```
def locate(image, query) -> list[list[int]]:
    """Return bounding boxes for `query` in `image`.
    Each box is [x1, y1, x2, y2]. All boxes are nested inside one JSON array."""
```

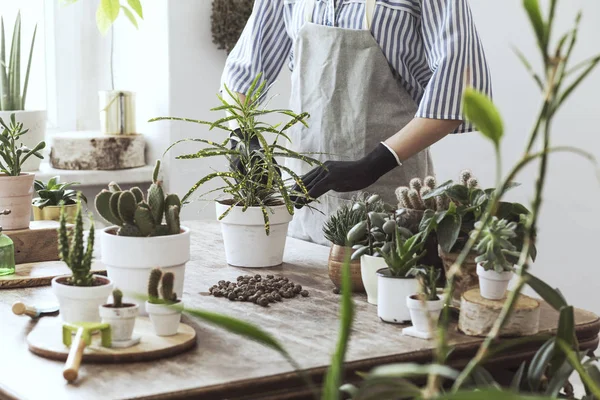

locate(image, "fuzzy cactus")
[[467, 177, 479, 189], [148, 268, 179, 304], [420, 186, 435, 210], [395, 186, 411, 209], [160, 272, 178, 302], [459, 169, 472, 186], [408, 189, 424, 210], [113, 289, 123, 308], [148, 268, 162, 300], [409, 178, 423, 193], [94, 160, 182, 237], [58, 198, 95, 287], [424, 176, 436, 190]]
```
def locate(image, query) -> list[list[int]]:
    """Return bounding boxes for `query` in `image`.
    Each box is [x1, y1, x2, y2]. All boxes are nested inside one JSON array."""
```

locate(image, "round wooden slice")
[[27, 317, 196, 363], [458, 288, 541, 337]]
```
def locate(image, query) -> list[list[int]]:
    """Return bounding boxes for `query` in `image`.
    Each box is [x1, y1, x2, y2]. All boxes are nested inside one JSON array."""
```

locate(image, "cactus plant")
[[95, 160, 182, 237], [58, 197, 95, 287], [112, 289, 123, 308], [396, 175, 449, 212], [147, 268, 179, 305]]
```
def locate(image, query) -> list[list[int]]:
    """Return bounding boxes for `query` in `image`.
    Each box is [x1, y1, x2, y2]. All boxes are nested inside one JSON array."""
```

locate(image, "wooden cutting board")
[[27, 317, 197, 363], [0, 260, 106, 289]]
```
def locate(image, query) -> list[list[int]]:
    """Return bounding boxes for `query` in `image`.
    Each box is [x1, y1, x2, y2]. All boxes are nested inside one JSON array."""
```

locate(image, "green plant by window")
[[0, 12, 37, 111], [0, 113, 45, 176], [62, 0, 143, 34], [32, 177, 87, 208], [408, 266, 440, 301], [58, 198, 95, 287], [472, 216, 518, 273], [150, 74, 323, 235]]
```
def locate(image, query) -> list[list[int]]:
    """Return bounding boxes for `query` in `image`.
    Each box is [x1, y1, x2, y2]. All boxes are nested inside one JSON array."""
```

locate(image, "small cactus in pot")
[[100, 288, 139, 342], [145, 268, 183, 336]]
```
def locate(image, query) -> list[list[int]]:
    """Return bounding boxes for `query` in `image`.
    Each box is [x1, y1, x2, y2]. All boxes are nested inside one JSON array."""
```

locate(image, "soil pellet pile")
[[209, 274, 309, 307]]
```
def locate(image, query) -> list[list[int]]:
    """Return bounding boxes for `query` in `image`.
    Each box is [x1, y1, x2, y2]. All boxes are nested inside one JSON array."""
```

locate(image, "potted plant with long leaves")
[[51, 199, 113, 323], [150, 74, 321, 268], [0, 12, 46, 172], [31, 177, 86, 223], [0, 114, 45, 230], [95, 160, 189, 315], [405, 265, 443, 335]]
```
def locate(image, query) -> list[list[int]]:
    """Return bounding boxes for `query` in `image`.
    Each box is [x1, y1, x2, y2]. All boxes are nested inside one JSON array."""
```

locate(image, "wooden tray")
[[0, 260, 106, 289], [27, 317, 197, 363]]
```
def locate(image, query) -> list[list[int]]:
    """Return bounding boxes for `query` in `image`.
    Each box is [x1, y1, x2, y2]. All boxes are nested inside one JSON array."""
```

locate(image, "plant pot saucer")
[[111, 336, 141, 348]]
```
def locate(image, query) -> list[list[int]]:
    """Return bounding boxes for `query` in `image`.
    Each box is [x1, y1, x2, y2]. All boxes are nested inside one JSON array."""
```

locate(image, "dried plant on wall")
[[211, 0, 254, 54]]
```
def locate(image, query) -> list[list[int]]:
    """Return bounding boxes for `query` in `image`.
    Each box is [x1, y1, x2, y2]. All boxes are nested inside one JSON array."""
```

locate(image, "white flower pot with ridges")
[[406, 295, 443, 333], [377, 269, 419, 323], [476, 264, 513, 300], [0, 110, 46, 171], [146, 301, 183, 336], [360, 255, 387, 305], [216, 202, 293, 268], [99, 303, 139, 341], [100, 227, 190, 315], [0, 173, 35, 230], [51, 275, 113, 323]]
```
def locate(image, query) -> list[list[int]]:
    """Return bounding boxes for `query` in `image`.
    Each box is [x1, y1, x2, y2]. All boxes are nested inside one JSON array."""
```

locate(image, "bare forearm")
[[384, 118, 461, 162]]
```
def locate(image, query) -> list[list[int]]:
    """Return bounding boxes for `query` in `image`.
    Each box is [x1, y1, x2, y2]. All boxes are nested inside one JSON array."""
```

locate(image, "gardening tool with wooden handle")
[[12, 301, 59, 318], [62, 322, 112, 382]]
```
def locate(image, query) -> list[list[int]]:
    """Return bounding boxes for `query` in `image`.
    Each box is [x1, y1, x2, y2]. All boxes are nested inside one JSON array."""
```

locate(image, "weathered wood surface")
[[28, 317, 197, 363], [4, 221, 62, 265], [0, 221, 598, 400], [0, 260, 105, 289], [50, 131, 145, 170], [459, 288, 541, 337]]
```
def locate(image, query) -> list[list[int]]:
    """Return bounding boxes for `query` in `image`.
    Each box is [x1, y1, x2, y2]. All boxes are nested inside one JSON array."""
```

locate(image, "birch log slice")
[[50, 131, 145, 170], [458, 288, 541, 337]]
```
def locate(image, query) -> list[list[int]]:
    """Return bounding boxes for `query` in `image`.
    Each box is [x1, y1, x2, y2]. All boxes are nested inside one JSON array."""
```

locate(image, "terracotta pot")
[[32, 204, 78, 223], [327, 245, 365, 292], [438, 246, 478, 307], [0, 173, 35, 230]]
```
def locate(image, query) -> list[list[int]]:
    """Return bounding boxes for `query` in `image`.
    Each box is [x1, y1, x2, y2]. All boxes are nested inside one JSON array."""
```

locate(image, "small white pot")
[[360, 255, 387, 305], [476, 264, 513, 300], [0, 110, 46, 171], [377, 269, 419, 323], [100, 226, 190, 316], [145, 300, 183, 336], [0, 173, 35, 230], [51, 274, 113, 323], [99, 303, 139, 341], [216, 202, 293, 268], [406, 295, 444, 333]]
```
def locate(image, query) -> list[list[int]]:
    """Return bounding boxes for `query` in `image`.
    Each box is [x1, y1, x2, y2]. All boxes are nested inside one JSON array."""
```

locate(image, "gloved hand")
[[229, 129, 281, 184], [291, 143, 399, 208]]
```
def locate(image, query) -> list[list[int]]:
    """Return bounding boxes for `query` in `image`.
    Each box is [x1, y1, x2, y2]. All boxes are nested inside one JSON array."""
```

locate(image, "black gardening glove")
[[291, 143, 399, 208], [229, 129, 281, 185]]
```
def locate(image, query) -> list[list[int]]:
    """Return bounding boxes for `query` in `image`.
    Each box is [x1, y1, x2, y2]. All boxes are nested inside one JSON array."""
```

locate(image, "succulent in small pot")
[[145, 268, 183, 336], [472, 217, 518, 300], [377, 228, 426, 323], [32, 177, 86, 223], [406, 266, 443, 334], [51, 199, 113, 323], [99, 289, 139, 342], [0, 114, 45, 230]]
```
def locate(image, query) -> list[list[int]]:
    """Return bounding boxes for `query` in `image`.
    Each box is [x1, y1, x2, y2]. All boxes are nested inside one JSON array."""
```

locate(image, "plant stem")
[[110, 26, 114, 91]]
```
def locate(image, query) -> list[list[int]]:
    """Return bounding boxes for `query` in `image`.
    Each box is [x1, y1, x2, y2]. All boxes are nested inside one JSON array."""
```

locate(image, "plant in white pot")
[[32, 177, 86, 223], [99, 288, 138, 342], [145, 268, 183, 337], [472, 216, 518, 300], [406, 266, 443, 335], [377, 228, 426, 323], [0, 13, 46, 172], [149, 74, 321, 268], [0, 114, 45, 230], [52, 200, 113, 323], [95, 160, 189, 315]]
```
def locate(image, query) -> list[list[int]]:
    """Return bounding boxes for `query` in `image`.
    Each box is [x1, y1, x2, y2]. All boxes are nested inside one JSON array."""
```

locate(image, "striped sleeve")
[[221, 0, 292, 96], [417, 0, 492, 133]]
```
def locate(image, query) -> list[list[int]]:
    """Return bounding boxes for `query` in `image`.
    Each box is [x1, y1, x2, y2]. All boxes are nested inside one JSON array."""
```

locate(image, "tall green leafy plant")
[[0, 12, 37, 111], [150, 74, 323, 234], [62, 0, 144, 34], [0, 113, 45, 176]]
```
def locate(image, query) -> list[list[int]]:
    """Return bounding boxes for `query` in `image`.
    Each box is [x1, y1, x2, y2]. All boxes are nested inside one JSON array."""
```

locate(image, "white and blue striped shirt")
[[222, 0, 492, 133]]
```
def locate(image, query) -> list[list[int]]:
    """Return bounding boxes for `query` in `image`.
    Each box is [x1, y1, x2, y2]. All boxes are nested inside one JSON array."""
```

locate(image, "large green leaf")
[[523, 0, 547, 54], [527, 338, 555, 391], [437, 212, 461, 253], [121, 6, 138, 29], [524, 272, 567, 310], [368, 363, 459, 381], [422, 180, 453, 200], [555, 339, 600, 398], [549, 306, 576, 376], [127, 0, 143, 18], [463, 88, 504, 148]]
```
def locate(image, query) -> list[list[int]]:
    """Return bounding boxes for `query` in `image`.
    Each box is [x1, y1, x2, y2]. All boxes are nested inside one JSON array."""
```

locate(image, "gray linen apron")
[[287, 0, 434, 246]]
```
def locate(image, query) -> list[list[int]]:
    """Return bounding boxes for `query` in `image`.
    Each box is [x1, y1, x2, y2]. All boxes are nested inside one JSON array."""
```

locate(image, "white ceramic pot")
[[145, 300, 183, 336], [360, 255, 387, 305], [216, 202, 293, 268], [51, 274, 113, 323], [0, 173, 35, 230], [99, 90, 136, 135], [99, 303, 139, 341], [406, 295, 444, 333], [377, 268, 419, 323], [0, 110, 46, 171], [476, 264, 513, 300], [100, 226, 190, 315]]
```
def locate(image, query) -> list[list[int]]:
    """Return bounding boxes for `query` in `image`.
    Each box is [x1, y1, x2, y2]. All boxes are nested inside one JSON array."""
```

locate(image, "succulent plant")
[[472, 216, 518, 273], [95, 160, 182, 237], [379, 228, 427, 277], [33, 177, 86, 208], [396, 176, 449, 212], [0, 114, 45, 176], [58, 198, 95, 287], [148, 268, 179, 305], [112, 289, 123, 308]]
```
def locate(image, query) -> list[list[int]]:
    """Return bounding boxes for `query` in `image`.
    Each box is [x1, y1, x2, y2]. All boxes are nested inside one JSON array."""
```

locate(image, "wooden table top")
[[0, 221, 598, 400]]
